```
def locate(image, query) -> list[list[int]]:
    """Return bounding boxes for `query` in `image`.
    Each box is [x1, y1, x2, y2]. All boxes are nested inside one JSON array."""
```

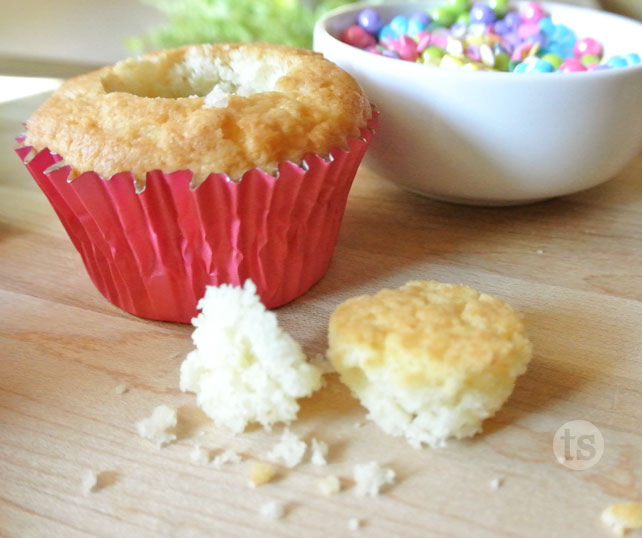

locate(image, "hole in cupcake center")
[[101, 46, 290, 107]]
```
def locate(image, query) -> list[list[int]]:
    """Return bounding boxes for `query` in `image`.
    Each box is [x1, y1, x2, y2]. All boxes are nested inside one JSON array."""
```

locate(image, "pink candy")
[[415, 31, 432, 53], [517, 22, 541, 39], [340, 25, 376, 48], [466, 44, 481, 62], [559, 57, 587, 72], [389, 35, 419, 61], [511, 42, 536, 61], [431, 29, 449, 49], [522, 2, 546, 23], [574, 37, 603, 58]]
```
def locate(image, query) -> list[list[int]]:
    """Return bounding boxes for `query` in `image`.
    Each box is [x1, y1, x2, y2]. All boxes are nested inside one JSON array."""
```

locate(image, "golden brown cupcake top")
[[329, 280, 532, 385], [25, 43, 372, 185]]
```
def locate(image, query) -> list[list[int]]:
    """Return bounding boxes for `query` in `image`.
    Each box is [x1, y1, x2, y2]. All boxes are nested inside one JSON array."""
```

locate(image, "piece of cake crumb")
[[260, 500, 285, 520], [318, 475, 341, 496], [81, 469, 98, 495], [190, 445, 211, 464], [114, 383, 128, 395], [310, 438, 328, 466], [249, 461, 277, 487], [353, 462, 395, 497], [602, 502, 642, 536], [267, 429, 306, 468], [135, 405, 177, 448], [212, 449, 242, 469], [179, 281, 323, 434], [348, 518, 361, 531], [490, 477, 503, 490]]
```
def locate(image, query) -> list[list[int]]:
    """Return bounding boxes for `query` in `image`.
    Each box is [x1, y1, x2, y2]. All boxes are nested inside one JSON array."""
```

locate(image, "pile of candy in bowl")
[[340, 0, 642, 72]]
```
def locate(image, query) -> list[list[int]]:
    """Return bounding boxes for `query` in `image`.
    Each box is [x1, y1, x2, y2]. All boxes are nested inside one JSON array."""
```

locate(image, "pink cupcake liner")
[[16, 112, 377, 323]]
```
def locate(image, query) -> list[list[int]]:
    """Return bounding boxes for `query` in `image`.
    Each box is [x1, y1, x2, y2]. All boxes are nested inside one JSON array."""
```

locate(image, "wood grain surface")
[[1, 91, 641, 538]]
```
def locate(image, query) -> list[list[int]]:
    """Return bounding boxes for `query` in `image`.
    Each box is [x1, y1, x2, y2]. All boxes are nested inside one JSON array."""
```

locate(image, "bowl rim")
[[313, 0, 642, 80]]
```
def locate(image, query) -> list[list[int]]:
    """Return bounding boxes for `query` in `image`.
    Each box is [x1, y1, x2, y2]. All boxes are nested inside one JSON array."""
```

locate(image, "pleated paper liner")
[[16, 113, 377, 323]]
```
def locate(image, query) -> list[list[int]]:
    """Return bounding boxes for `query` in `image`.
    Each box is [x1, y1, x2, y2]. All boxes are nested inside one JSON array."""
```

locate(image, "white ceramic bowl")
[[314, 1, 642, 205]]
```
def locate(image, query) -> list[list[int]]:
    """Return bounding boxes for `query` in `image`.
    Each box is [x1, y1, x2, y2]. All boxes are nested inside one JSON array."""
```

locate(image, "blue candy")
[[378, 24, 398, 42], [551, 24, 576, 47], [529, 59, 555, 72], [390, 15, 409, 36], [538, 17, 555, 36], [625, 52, 641, 65], [606, 56, 628, 68], [408, 17, 427, 36], [544, 42, 574, 59]]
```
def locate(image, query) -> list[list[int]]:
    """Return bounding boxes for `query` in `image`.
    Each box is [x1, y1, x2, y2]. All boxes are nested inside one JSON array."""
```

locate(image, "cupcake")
[[17, 43, 376, 322]]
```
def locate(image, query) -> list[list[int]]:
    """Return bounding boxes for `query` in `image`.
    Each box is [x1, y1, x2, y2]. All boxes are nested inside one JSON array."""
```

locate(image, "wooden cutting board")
[[1, 92, 641, 538]]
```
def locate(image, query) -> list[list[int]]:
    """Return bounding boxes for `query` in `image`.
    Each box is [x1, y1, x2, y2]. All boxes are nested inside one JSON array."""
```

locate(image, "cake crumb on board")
[[602, 502, 642, 536], [318, 475, 341, 496], [135, 405, 177, 448], [249, 461, 277, 487], [353, 462, 395, 497], [260, 501, 285, 520], [267, 429, 306, 468], [212, 449, 242, 469], [310, 438, 328, 466], [190, 445, 211, 464]]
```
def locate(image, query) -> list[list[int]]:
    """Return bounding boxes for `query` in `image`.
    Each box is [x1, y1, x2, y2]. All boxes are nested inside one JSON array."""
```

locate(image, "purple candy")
[[358, 8, 383, 35], [410, 11, 431, 26], [450, 22, 468, 38], [381, 49, 399, 58], [503, 31, 521, 47], [493, 19, 509, 35], [525, 32, 546, 47], [465, 44, 482, 61], [470, 2, 496, 24], [504, 11, 522, 31]]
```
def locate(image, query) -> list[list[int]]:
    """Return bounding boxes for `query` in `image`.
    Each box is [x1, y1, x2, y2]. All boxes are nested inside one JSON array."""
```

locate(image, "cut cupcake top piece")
[[328, 280, 533, 448], [24, 43, 372, 184]]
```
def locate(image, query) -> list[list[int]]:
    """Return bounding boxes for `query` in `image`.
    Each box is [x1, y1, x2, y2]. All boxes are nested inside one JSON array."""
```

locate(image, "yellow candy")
[[528, 42, 541, 57], [440, 54, 465, 69], [465, 36, 484, 47]]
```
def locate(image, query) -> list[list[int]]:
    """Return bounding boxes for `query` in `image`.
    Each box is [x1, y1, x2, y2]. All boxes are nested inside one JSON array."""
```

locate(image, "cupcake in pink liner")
[[17, 43, 376, 323]]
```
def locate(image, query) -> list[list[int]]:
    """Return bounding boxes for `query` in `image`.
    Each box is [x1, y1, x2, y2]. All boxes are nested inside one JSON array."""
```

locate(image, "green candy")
[[446, 0, 470, 16], [487, 0, 509, 17], [421, 45, 445, 65], [508, 59, 521, 72], [430, 6, 457, 27], [494, 52, 510, 71], [541, 53, 562, 69], [456, 12, 471, 25], [581, 54, 600, 66]]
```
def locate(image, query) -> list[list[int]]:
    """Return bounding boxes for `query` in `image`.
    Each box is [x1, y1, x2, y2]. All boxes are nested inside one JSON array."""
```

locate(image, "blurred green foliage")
[[129, 0, 361, 51]]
